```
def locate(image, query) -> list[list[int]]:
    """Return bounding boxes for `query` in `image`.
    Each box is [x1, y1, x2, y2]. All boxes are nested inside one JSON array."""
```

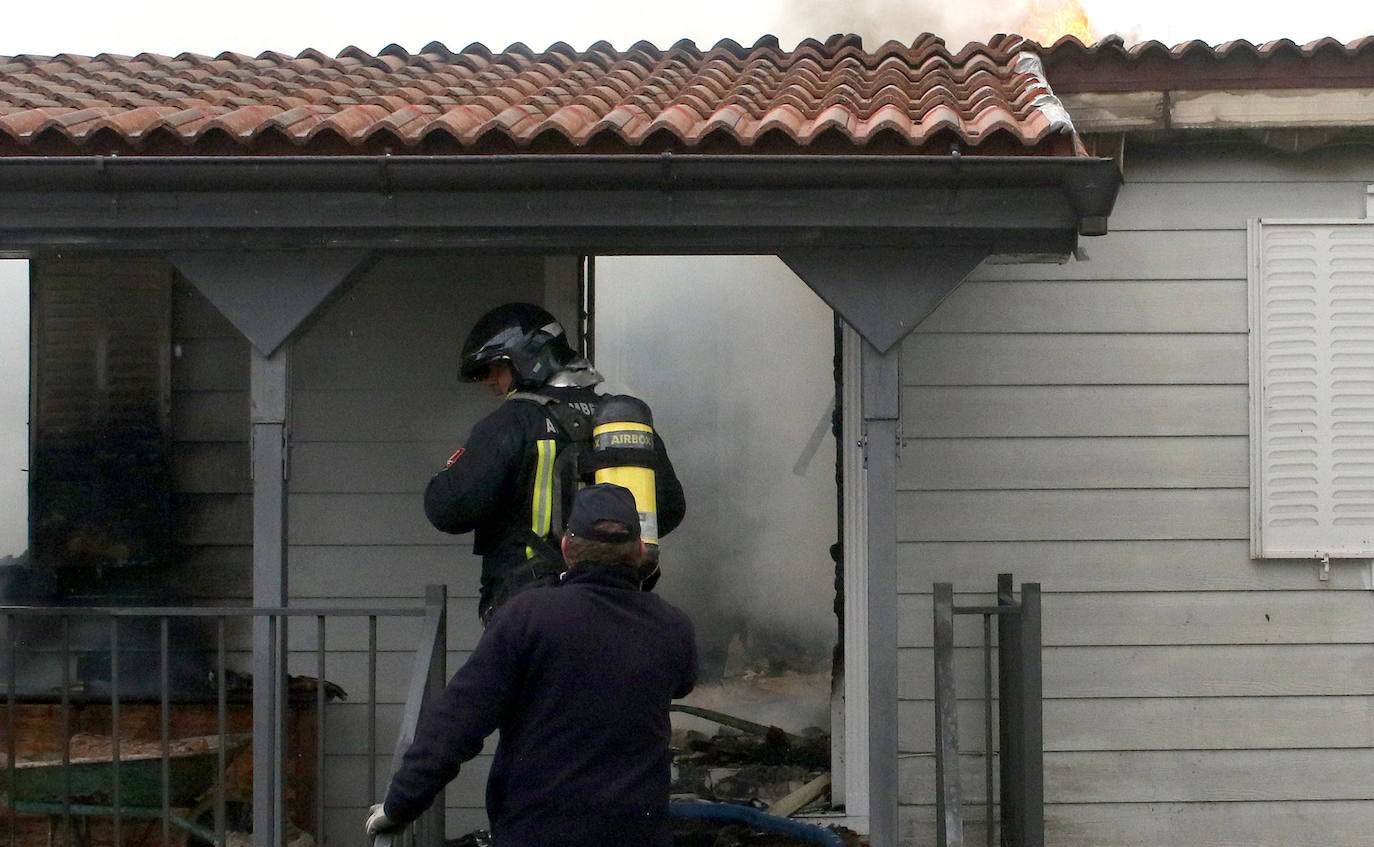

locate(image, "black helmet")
[[460, 303, 579, 389]]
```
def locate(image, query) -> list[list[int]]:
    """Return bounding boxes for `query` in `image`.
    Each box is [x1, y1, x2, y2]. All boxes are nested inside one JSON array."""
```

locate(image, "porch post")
[[168, 249, 371, 847], [782, 246, 990, 845], [862, 338, 901, 846], [251, 346, 289, 847]]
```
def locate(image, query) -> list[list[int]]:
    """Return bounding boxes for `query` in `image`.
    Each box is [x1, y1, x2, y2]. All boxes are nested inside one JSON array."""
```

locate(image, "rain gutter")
[[0, 153, 1121, 234]]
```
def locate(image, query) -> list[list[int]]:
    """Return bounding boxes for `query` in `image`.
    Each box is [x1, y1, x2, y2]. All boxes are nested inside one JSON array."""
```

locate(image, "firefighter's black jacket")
[[382, 564, 698, 847], [424, 385, 686, 614]]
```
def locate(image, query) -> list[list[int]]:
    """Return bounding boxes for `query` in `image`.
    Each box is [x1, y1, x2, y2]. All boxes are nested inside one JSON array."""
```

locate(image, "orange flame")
[[1020, 0, 1096, 45]]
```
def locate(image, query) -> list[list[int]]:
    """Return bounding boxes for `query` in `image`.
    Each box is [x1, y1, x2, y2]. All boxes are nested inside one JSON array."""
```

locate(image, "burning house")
[[3, 23, 1369, 847]]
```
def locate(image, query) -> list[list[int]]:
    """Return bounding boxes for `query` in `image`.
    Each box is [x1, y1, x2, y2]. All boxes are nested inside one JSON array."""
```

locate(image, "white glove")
[[365, 803, 399, 836]]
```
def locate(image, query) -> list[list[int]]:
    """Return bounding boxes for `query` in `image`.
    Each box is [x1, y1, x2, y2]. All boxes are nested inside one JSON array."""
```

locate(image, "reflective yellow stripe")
[[528, 439, 556, 557], [592, 421, 653, 437]]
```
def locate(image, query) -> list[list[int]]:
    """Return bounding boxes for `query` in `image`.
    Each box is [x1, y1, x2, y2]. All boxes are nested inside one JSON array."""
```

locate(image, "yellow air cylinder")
[[589, 395, 659, 560]]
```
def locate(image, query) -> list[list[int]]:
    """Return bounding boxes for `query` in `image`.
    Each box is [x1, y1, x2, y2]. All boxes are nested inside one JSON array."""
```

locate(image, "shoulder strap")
[[510, 391, 599, 541]]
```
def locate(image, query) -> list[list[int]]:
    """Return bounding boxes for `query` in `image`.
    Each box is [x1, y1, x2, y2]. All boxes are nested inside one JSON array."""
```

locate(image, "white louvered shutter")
[[1253, 221, 1374, 558]]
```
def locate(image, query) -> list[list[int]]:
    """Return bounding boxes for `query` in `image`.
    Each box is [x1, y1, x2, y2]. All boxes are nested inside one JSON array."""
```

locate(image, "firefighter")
[[424, 302, 686, 621]]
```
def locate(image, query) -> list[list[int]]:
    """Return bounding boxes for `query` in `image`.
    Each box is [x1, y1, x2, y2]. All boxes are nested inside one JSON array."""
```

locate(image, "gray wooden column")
[[250, 346, 289, 847], [862, 336, 901, 846], [782, 245, 990, 846], [169, 249, 372, 847]]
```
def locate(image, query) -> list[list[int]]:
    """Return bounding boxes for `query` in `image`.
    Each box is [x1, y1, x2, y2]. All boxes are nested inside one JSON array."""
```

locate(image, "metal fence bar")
[[983, 612, 994, 847], [0, 599, 437, 847], [1017, 584, 1044, 847], [110, 617, 122, 847], [216, 616, 227, 847], [936, 575, 1044, 847], [5, 613, 14, 847], [60, 615, 71, 842], [0, 605, 426, 618], [160, 616, 171, 847], [275, 614, 288, 847], [376, 584, 449, 847], [316, 615, 326, 843], [997, 574, 1021, 847], [933, 582, 963, 847], [369, 614, 379, 815]]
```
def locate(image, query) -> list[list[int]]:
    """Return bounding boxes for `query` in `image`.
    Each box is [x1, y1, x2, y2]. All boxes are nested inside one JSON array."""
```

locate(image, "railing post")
[[422, 584, 448, 846], [1018, 583, 1043, 847], [997, 575, 1044, 847], [997, 573, 1021, 847], [933, 582, 963, 847]]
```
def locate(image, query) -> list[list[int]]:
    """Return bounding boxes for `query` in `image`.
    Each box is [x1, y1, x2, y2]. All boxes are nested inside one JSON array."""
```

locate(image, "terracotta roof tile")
[[0, 34, 1084, 156], [1040, 34, 1374, 92]]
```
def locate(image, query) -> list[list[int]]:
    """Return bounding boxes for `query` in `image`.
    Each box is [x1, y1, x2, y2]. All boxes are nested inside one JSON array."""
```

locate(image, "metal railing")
[[2, 586, 447, 847], [933, 574, 1043, 847], [373, 584, 448, 847]]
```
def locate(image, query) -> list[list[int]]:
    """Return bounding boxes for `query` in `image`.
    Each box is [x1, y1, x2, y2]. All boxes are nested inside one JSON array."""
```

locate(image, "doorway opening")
[[594, 255, 843, 813]]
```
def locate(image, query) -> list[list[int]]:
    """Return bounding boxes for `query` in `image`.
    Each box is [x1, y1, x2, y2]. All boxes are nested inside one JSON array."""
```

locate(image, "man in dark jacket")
[[367, 483, 698, 846], [424, 302, 686, 621]]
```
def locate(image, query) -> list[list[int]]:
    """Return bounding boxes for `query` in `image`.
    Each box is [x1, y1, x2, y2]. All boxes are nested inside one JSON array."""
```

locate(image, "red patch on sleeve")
[[445, 448, 465, 468]]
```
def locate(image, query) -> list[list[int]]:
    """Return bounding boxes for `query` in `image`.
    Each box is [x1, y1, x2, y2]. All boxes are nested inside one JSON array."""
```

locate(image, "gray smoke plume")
[[773, 0, 1037, 50]]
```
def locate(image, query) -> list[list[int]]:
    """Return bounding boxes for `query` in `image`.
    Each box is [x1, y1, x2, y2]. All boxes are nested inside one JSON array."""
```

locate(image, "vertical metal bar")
[[160, 616, 171, 847], [1019, 584, 1044, 847], [997, 573, 1021, 847], [369, 615, 378, 805], [933, 583, 963, 847], [316, 615, 326, 843], [216, 616, 227, 847], [251, 611, 275, 847], [60, 615, 70, 840], [426, 585, 448, 847], [984, 612, 994, 847], [6, 613, 16, 847], [275, 615, 287, 847], [110, 617, 121, 847]]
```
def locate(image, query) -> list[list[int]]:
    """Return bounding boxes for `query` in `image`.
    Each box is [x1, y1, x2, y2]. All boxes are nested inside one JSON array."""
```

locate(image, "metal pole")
[[983, 613, 994, 847], [997, 574, 1021, 847], [110, 617, 122, 847], [6, 614, 16, 847], [933, 583, 963, 847], [316, 615, 326, 843], [1018, 584, 1044, 847], [161, 616, 171, 847], [426, 585, 448, 846], [217, 616, 227, 847], [60, 616, 70, 841], [369, 615, 379, 805]]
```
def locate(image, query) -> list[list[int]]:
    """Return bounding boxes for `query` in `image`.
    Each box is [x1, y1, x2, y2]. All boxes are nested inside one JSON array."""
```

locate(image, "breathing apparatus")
[[585, 395, 660, 569]]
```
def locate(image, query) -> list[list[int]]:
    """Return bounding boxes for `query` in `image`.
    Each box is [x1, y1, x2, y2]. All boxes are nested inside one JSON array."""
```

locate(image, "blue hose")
[[669, 799, 847, 846]]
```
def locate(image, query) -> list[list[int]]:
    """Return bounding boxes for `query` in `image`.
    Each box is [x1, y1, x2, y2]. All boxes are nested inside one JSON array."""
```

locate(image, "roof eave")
[[0, 152, 1122, 254]]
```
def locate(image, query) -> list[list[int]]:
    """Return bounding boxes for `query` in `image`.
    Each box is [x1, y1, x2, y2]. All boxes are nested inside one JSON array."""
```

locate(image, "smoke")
[[771, 0, 1097, 51], [595, 256, 838, 688]]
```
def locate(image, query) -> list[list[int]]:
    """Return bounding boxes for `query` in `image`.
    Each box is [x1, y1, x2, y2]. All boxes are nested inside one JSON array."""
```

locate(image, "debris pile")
[[669, 705, 860, 846]]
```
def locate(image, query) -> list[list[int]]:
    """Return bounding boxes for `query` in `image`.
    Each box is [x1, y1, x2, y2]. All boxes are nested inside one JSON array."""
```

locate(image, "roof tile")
[[0, 34, 1083, 155], [1040, 34, 1374, 92]]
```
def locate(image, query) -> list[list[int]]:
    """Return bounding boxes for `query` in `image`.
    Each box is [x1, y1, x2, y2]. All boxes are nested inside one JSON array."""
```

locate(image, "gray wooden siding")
[[285, 254, 552, 838], [895, 145, 1374, 844], [169, 272, 252, 599]]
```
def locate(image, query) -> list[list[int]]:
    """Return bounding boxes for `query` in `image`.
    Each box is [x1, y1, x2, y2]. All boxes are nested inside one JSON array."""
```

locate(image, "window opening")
[[0, 259, 28, 563]]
